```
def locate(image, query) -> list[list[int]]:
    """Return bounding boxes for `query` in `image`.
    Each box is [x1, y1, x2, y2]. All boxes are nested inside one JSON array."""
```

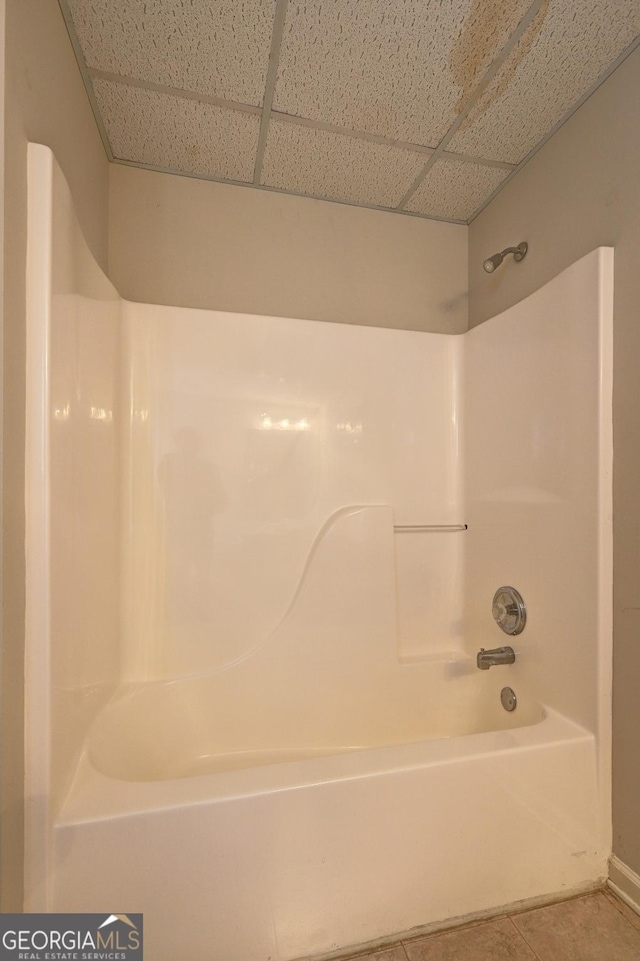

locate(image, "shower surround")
[[25, 146, 613, 961]]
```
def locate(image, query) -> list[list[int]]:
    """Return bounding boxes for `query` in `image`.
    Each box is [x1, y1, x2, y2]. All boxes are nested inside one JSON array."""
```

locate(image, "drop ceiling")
[[60, 0, 640, 224]]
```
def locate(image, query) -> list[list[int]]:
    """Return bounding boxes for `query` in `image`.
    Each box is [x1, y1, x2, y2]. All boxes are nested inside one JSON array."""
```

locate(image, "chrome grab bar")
[[393, 524, 468, 533]]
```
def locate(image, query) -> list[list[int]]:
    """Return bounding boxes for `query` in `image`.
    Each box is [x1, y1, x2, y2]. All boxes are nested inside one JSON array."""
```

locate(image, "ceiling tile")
[[449, 0, 640, 163], [405, 158, 510, 221], [67, 0, 277, 106], [273, 0, 532, 147], [93, 79, 260, 182], [260, 119, 429, 208]]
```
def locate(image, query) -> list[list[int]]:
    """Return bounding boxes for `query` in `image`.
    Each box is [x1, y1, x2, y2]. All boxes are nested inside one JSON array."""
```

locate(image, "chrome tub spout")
[[477, 646, 516, 670]]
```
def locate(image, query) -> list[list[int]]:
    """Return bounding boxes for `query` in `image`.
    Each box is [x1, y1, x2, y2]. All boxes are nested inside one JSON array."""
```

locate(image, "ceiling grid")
[[59, 0, 640, 224], [253, 0, 290, 184]]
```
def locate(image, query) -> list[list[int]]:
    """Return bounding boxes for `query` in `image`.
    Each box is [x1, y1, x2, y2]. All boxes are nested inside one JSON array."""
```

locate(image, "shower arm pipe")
[[500, 244, 527, 259], [394, 524, 468, 533]]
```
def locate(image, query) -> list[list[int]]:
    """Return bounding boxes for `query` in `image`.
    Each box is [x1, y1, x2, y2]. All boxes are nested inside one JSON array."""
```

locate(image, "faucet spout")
[[477, 646, 516, 670]]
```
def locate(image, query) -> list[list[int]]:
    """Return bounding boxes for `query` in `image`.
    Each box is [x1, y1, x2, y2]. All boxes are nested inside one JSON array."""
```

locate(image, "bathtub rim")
[[58, 703, 592, 827]]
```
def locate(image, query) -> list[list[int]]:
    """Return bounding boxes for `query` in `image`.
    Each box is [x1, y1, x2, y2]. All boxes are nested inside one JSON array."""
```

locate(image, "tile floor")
[[331, 890, 640, 961]]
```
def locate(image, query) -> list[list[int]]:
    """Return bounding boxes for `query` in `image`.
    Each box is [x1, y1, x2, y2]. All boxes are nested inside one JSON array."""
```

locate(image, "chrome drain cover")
[[501, 687, 517, 712]]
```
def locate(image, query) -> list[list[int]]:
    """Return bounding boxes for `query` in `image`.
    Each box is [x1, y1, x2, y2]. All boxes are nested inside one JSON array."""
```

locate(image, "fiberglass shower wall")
[[25, 145, 122, 906], [121, 304, 465, 681], [462, 249, 613, 738]]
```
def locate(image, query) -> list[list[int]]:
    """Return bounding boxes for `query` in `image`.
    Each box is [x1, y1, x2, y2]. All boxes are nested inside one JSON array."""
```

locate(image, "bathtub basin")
[[52, 667, 606, 961], [87, 661, 544, 782]]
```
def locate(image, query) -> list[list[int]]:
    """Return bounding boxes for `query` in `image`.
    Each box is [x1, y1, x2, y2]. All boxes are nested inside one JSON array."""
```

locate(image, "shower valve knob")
[[492, 586, 526, 635]]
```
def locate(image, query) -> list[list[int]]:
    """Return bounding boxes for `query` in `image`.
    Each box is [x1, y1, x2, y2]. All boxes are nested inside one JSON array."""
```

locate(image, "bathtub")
[[51, 507, 606, 960], [53, 682, 605, 961], [43, 505, 608, 961], [45, 504, 608, 961], [51, 508, 607, 959]]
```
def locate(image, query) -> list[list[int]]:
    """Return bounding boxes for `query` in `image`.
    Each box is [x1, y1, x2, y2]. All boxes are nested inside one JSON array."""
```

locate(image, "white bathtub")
[[53, 683, 605, 961], [51, 507, 607, 960], [41, 498, 608, 961]]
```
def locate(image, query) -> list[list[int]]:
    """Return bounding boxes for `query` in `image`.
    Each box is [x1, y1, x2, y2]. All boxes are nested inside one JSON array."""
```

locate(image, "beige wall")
[[468, 44, 640, 875], [2, 0, 109, 909], [109, 165, 468, 333]]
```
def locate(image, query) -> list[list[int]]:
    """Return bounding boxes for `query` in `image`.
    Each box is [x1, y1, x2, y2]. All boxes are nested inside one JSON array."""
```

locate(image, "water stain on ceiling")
[[60, 0, 640, 223], [451, 0, 550, 124]]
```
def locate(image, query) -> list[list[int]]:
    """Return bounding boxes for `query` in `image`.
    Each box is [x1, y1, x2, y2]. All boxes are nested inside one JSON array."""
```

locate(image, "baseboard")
[[609, 855, 640, 916]]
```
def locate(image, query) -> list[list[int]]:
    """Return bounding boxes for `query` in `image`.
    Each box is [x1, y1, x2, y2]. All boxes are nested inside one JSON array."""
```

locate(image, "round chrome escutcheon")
[[492, 586, 526, 635], [501, 686, 517, 712]]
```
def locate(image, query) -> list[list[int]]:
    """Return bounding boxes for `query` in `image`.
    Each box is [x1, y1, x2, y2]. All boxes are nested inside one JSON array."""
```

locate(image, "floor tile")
[[604, 888, 640, 932], [403, 918, 536, 961], [371, 950, 408, 961], [512, 892, 640, 960], [343, 946, 407, 961]]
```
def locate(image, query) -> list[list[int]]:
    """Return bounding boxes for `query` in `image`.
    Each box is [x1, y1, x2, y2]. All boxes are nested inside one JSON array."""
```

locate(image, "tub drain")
[[501, 687, 517, 712]]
